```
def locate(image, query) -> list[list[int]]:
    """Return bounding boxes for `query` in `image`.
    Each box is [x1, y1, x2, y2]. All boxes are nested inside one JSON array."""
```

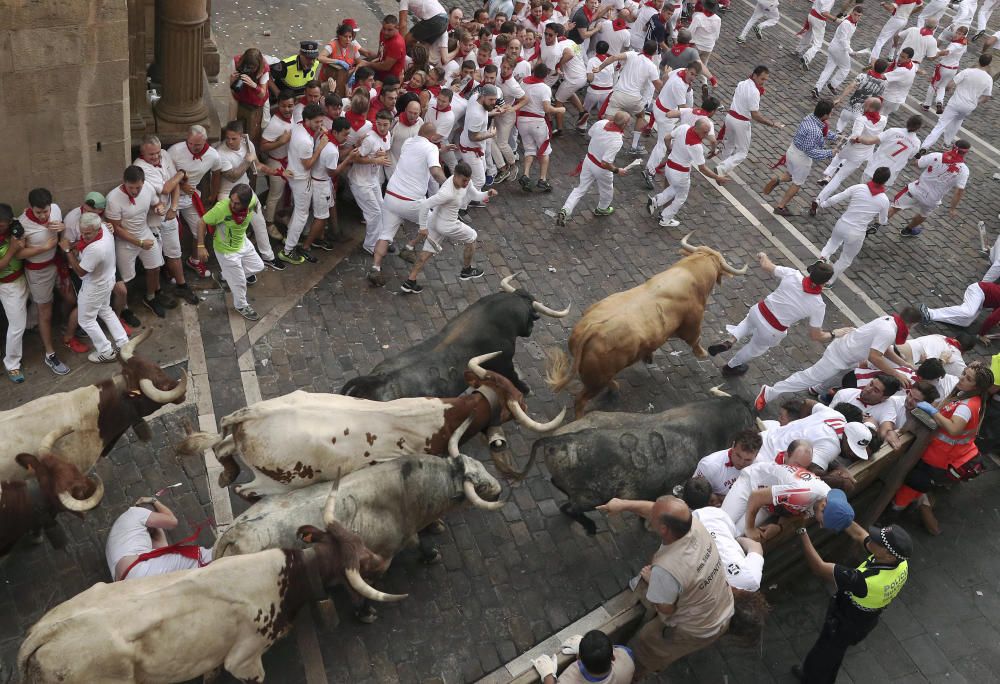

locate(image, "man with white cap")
[[556, 112, 631, 225], [756, 406, 874, 473]]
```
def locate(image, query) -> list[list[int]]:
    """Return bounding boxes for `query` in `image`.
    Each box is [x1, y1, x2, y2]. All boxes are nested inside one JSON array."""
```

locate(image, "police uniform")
[[270, 41, 321, 98], [799, 526, 911, 684]]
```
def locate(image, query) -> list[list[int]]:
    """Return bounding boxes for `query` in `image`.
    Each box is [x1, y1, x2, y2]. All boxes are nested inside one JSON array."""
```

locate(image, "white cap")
[[844, 422, 872, 460]]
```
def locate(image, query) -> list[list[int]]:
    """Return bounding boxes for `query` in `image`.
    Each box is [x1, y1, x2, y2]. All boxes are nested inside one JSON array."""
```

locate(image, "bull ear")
[[15, 454, 39, 472], [463, 370, 482, 387], [297, 525, 325, 544]]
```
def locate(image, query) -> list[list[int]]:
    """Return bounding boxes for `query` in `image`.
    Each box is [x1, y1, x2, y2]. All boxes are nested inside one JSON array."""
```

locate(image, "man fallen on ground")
[[692, 429, 763, 501], [106, 495, 212, 581]]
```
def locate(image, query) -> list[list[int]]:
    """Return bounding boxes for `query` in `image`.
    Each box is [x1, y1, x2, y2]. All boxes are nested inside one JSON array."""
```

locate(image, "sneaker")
[[915, 148, 928, 159], [45, 353, 70, 375], [866, 222, 880, 236], [458, 209, 471, 222], [817, 178, 829, 186], [556, 208, 567, 226], [919, 303, 931, 324], [400, 279, 423, 294], [708, 340, 733, 356], [143, 296, 166, 318], [536, 179, 553, 192], [809, 200, 819, 217], [459, 267, 485, 280], [246, 274, 258, 286], [920, 104, 930, 111], [811, 87, 820, 100], [484, 175, 494, 188], [185, 256, 211, 278], [659, 218, 680, 228], [367, 268, 386, 287], [386, 243, 398, 254], [212, 272, 230, 291], [174, 284, 200, 304], [64, 336, 89, 354], [467, 201, 487, 209], [594, 206, 614, 217], [551, 128, 562, 137], [935, 103, 943, 115], [263, 258, 286, 271], [754, 24, 763, 40], [800, 57, 809, 71], [121, 308, 141, 328], [647, 196, 657, 217], [519, 175, 534, 192], [494, 168, 510, 184], [899, 227, 922, 237], [155, 289, 178, 309], [236, 305, 261, 321], [576, 111, 590, 129], [773, 206, 793, 216], [642, 168, 654, 189], [827, 84, 837, 94], [278, 249, 304, 265], [754, 386, 768, 411], [297, 247, 318, 264], [722, 363, 749, 377], [311, 238, 334, 252], [266, 223, 284, 240], [88, 349, 117, 364], [735, 35, 746, 44], [628, 144, 646, 155], [398, 245, 418, 263], [972, 29, 986, 41], [7, 368, 24, 384]]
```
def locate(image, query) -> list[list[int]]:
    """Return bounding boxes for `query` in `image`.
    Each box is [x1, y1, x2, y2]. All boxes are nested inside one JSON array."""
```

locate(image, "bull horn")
[[679, 232, 701, 253], [720, 256, 749, 276], [500, 273, 519, 293], [507, 400, 566, 433], [40, 426, 74, 453], [468, 351, 502, 379], [464, 479, 506, 511], [139, 372, 188, 404], [709, 385, 731, 398], [344, 568, 408, 603], [57, 474, 105, 512], [118, 329, 153, 363], [532, 300, 571, 318], [448, 416, 475, 457], [323, 478, 340, 528]]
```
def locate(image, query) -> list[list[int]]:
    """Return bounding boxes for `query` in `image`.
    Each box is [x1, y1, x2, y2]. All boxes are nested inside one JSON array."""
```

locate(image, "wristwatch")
[[796, 527, 808, 536]]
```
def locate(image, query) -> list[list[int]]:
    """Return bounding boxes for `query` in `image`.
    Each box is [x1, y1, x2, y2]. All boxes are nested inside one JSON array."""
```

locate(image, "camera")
[[9, 219, 23, 240], [231, 63, 257, 92]]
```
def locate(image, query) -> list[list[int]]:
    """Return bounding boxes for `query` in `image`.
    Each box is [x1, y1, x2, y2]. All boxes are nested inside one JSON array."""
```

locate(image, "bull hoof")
[[355, 605, 379, 624], [233, 486, 262, 503], [693, 345, 708, 358], [421, 548, 443, 565], [559, 503, 599, 536], [489, 437, 508, 451], [425, 520, 447, 535]]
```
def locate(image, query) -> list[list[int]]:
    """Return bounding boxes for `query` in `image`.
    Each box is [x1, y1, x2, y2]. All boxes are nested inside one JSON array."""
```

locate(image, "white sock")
[[631, 132, 641, 147]]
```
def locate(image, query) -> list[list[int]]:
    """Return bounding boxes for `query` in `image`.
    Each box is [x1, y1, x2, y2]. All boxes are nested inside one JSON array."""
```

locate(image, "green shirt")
[[202, 196, 258, 254], [0, 236, 24, 281]]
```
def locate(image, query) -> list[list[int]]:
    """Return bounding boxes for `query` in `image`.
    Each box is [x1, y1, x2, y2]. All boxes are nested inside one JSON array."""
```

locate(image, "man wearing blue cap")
[[795, 522, 912, 683]]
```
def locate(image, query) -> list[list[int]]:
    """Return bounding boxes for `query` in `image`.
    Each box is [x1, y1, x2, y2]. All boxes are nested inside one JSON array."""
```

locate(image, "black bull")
[[534, 396, 754, 534]]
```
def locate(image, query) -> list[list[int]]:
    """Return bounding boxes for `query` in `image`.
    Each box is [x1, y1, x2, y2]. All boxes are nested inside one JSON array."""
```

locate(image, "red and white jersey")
[[729, 78, 762, 120], [615, 51, 660, 97], [587, 56, 615, 91], [740, 461, 832, 517], [425, 104, 456, 140], [657, 69, 691, 112], [891, 0, 923, 20], [688, 11, 722, 52], [665, 124, 706, 171], [829, 17, 857, 52], [822, 183, 891, 231], [694, 448, 744, 495], [347, 129, 391, 187], [949, 68, 993, 111], [761, 266, 827, 328], [896, 26, 939, 63], [18, 204, 63, 264], [870, 127, 921, 177], [386, 136, 440, 200], [905, 152, 970, 203], [106, 184, 158, 239], [882, 61, 918, 103], [829, 387, 899, 427], [261, 114, 294, 161], [167, 141, 229, 189], [519, 79, 553, 116], [586, 119, 625, 165], [842, 112, 887, 161], [758, 404, 847, 471], [853, 365, 916, 389]]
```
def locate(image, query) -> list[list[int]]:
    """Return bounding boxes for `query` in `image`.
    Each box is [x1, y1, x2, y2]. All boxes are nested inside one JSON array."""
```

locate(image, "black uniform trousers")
[[801, 594, 880, 684]]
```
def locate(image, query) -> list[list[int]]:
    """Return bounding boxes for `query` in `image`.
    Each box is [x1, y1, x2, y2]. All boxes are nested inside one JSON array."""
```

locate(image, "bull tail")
[[176, 432, 240, 488], [544, 347, 577, 394], [176, 430, 226, 458]]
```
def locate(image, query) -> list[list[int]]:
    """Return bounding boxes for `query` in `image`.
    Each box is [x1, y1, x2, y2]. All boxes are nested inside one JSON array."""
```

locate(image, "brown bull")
[[547, 235, 747, 415]]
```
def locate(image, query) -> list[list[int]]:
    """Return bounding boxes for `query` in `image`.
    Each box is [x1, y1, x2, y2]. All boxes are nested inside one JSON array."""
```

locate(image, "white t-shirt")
[[587, 56, 615, 90], [166, 142, 229, 190], [742, 462, 832, 516], [520, 80, 553, 116], [693, 506, 764, 592], [498, 74, 525, 102], [938, 40, 968, 68], [19, 204, 63, 264], [730, 78, 762, 120], [62, 206, 84, 243], [841, 112, 887, 161], [831, 316, 900, 366], [688, 11, 721, 52], [315, 143, 339, 182], [829, 387, 899, 427], [657, 70, 691, 112], [829, 18, 857, 53], [386, 136, 441, 200], [134, 155, 179, 228], [693, 448, 743, 495], [896, 26, 938, 63], [460, 100, 490, 150], [907, 152, 969, 203], [761, 266, 827, 328], [261, 114, 295, 161], [215, 139, 256, 196], [665, 124, 706, 170], [348, 130, 391, 186], [821, 183, 891, 232], [401, 0, 446, 20], [907, 334, 967, 376], [106, 507, 155, 577], [426, 104, 456, 140], [759, 403, 847, 471], [286, 123, 319, 179], [78, 226, 117, 291], [615, 51, 660, 97], [882, 62, 918, 103], [586, 118, 625, 164], [870, 127, 921, 177], [106, 184, 158, 239], [949, 68, 993, 111]]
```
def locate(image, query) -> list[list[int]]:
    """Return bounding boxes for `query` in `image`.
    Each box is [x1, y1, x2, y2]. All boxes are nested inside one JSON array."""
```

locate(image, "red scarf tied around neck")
[[190, 143, 210, 160], [230, 205, 249, 225], [684, 126, 703, 145], [942, 147, 967, 171], [802, 277, 823, 294], [920, 27, 934, 35], [75, 225, 105, 253], [400, 111, 419, 127], [863, 110, 881, 125], [865, 69, 886, 80], [867, 181, 886, 195], [891, 314, 910, 345], [671, 42, 692, 56]]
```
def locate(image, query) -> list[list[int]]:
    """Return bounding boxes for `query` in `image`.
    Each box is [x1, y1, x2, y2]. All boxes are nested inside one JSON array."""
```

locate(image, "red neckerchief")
[[891, 314, 909, 345], [613, 18, 628, 30], [299, 121, 315, 137], [523, 76, 544, 84], [775, 451, 787, 465], [373, 128, 389, 142], [920, 27, 934, 35], [942, 147, 967, 171], [700, 8, 715, 16], [433, 104, 452, 114], [692, 107, 709, 116], [277, 111, 293, 123], [399, 111, 420, 127], [886, 59, 913, 72], [750, 77, 765, 95], [596, 53, 609, 61], [190, 143, 210, 160], [863, 110, 881, 125], [866, 69, 886, 80], [645, 0, 658, 6], [119, 184, 136, 205], [582, 4, 596, 21], [671, 42, 692, 56], [75, 225, 105, 253], [847, 13, 858, 23], [605, 121, 625, 133], [725, 449, 734, 467], [684, 126, 703, 145], [642, 51, 656, 61], [477, 56, 493, 67], [230, 203, 250, 225], [298, 96, 311, 107], [945, 337, 962, 350], [25, 208, 42, 225], [405, 83, 424, 94], [867, 181, 886, 195], [952, 37, 968, 45], [496, 46, 507, 55], [346, 110, 368, 131], [802, 277, 823, 294]]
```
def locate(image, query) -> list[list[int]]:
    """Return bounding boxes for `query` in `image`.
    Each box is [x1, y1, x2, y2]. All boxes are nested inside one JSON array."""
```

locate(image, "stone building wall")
[[0, 0, 131, 211]]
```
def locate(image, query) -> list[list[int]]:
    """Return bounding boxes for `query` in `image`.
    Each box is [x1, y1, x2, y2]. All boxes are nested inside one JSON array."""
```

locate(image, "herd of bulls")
[[4, 240, 752, 683]]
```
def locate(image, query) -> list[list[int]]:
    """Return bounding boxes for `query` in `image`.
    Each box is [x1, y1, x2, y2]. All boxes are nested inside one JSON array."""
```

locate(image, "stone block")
[[10, 27, 84, 69], [0, 31, 11, 73]]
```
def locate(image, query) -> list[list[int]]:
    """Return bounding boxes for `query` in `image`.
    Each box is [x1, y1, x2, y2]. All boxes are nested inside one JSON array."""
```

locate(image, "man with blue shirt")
[[763, 100, 839, 216]]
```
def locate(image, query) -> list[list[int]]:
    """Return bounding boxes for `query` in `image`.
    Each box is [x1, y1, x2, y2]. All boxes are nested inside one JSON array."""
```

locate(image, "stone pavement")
[[2, 0, 1000, 681]]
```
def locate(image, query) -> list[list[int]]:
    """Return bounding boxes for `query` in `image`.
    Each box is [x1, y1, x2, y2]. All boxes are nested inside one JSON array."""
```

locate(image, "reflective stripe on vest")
[[278, 56, 319, 90], [923, 397, 981, 469], [849, 557, 908, 611]]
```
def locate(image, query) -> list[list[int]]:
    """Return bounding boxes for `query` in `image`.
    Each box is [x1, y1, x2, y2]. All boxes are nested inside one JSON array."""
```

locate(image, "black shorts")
[[410, 13, 448, 44]]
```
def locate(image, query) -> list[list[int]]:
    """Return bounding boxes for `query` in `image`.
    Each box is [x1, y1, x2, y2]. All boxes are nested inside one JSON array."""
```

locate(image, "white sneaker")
[[88, 349, 118, 364], [659, 218, 680, 228]]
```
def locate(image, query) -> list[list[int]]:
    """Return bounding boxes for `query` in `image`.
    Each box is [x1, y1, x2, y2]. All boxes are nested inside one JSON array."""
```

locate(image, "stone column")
[[202, 0, 221, 83], [154, 0, 210, 124], [128, 0, 151, 135]]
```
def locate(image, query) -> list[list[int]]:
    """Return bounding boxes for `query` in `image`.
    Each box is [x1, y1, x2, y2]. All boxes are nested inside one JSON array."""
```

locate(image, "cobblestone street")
[[2, 0, 1000, 680]]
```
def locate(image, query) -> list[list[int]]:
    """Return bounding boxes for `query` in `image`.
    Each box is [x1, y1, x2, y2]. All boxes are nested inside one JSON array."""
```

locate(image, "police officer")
[[269, 41, 321, 100], [794, 522, 912, 683]]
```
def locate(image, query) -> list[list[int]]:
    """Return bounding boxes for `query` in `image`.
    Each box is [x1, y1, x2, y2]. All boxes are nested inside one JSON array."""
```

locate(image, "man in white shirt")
[[106, 497, 212, 582], [829, 374, 903, 429], [644, 64, 701, 186], [917, 0, 948, 26], [167, 125, 231, 279], [920, 55, 993, 151], [688, 0, 722, 64], [350, 110, 393, 255], [715, 66, 785, 176], [106, 166, 170, 318], [595, 42, 664, 154], [737, 0, 781, 42], [494, 62, 524, 177], [895, 19, 939, 63], [813, 98, 887, 210], [862, 114, 924, 187], [813, 6, 866, 99], [879, 48, 920, 118], [556, 112, 630, 225], [515, 63, 565, 192], [871, 0, 924, 61], [922, 28, 969, 113], [710, 254, 835, 375], [881, 380, 939, 448], [692, 430, 763, 498], [259, 91, 296, 240], [544, 24, 589, 134], [398, 161, 496, 294], [757, 405, 874, 472], [757, 309, 921, 409], [459, 85, 501, 208], [797, 0, 838, 68], [897, 333, 970, 376], [647, 120, 730, 228], [817, 168, 892, 283], [0, 205, 28, 382], [60, 213, 129, 364], [889, 139, 971, 237], [278, 103, 329, 265], [368, 122, 448, 287]]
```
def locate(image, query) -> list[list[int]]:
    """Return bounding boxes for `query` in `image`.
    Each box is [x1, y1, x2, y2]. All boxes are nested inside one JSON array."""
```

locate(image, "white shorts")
[[120, 547, 214, 580], [555, 77, 587, 103], [378, 193, 423, 241], [516, 118, 551, 157], [784, 145, 813, 186], [891, 187, 938, 216], [310, 178, 333, 220], [605, 90, 645, 117], [155, 216, 182, 260], [424, 219, 477, 253], [24, 265, 57, 304], [116, 235, 166, 283]]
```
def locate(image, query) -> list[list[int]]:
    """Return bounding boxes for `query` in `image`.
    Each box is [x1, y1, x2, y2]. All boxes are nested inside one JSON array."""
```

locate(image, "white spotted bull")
[[178, 354, 564, 500], [17, 512, 404, 683]]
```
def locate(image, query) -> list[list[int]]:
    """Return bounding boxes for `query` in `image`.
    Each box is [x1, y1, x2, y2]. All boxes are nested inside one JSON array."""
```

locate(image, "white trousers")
[[764, 339, 860, 401], [715, 117, 752, 175], [583, 88, 612, 115], [284, 178, 312, 252], [654, 168, 692, 221], [177, 203, 202, 240], [0, 278, 28, 371], [819, 220, 866, 282], [880, 99, 905, 120], [492, 111, 517, 167], [921, 103, 974, 149], [977, 0, 998, 32], [953, 0, 977, 27], [354, 183, 384, 254], [263, 160, 287, 224], [798, 16, 828, 64], [739, 1, 780, 38], [378, 194, 424, 242], [721, 475, 770, 531], [725, 304, 787, 368], [155, 217, 182, 260], [563, 160, 615, 214], [217, 239, 265, 309], [78, 282, 127, 356], [460, 150, 487, 210], [924, 68, 957, 106], [248, 192, 275, 261], [918, 0, 949, 25], [815, 48, 852, 92], [928, 282, 985, 327], [646, 118, 677, 175], [835, 108, 858, 134], [816, 152, 867, 203], [871, 17, 908, 61]]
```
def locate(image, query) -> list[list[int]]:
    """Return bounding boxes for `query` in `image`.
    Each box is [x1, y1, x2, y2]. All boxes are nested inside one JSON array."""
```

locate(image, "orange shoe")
[[119, 319, 134, 336], [64, 336, 89, 354]]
